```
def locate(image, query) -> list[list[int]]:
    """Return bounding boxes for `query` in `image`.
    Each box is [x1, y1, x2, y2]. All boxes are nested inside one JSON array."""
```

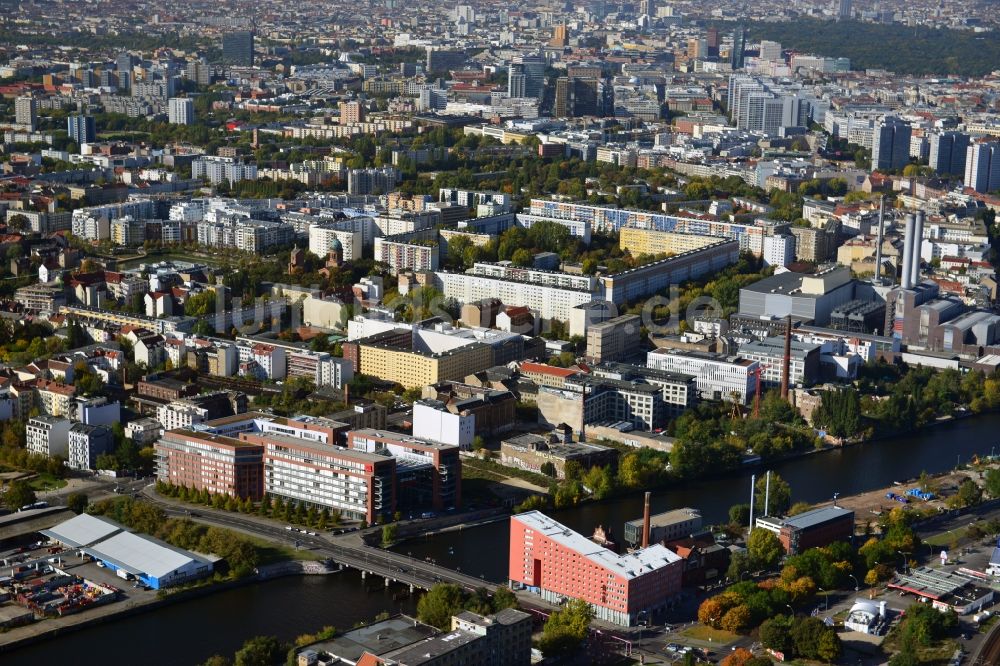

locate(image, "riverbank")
[[0, 561, 333, 654]]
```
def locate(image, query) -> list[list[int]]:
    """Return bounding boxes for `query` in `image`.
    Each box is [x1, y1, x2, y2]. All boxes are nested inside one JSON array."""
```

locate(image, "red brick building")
[[154, 430, 264, 500]]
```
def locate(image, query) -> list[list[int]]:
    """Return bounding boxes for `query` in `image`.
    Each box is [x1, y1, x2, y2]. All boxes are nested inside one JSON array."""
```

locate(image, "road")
[[136, 488, 500, 594]]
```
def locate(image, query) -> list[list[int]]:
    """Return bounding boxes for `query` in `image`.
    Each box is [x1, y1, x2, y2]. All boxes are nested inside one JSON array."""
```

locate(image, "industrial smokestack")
[[910, 211, 925, 287], [874, 196, 886, 283], [900, 213, 915, 289], [642, 492, 651, 549], [780, 315, 792, 400], [764, 470, 771, 517], [748, 474, 756, 535]]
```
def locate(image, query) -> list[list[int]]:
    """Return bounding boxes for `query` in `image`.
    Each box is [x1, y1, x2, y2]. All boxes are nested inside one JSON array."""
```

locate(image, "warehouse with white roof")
[[41, 513, 214, 589]]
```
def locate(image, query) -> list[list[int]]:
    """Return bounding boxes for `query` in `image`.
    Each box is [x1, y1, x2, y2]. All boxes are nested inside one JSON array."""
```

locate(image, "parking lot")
[[0, 539, 159, 643]]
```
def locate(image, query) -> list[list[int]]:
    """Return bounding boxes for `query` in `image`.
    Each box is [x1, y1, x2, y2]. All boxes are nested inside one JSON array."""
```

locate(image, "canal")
[[394, 412, 1000, 582], [6, 412, 1000, 663], [3, 571, 418, 666]]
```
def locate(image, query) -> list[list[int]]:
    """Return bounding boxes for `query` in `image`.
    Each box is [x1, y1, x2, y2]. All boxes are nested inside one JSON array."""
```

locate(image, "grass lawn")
[[925, 527, 969, 547], [28, 473, 67, 491], [462, 457, 551, 489], [245, 534, 324, 564], [681, 625, 739, 643]]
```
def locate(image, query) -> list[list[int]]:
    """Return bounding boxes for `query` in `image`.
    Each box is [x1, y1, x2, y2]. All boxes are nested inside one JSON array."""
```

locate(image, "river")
[[2, 571, 417, 666], [6, 412, 1000, 664]]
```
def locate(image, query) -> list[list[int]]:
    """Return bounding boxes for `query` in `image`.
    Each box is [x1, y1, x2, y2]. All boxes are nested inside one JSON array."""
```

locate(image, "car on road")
[[285, 525, 293, 531], [666, 643, 681, 653]]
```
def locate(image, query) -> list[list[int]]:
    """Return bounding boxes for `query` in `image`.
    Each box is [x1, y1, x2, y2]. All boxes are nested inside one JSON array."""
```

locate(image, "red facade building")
[[509, 511, 683, 626]]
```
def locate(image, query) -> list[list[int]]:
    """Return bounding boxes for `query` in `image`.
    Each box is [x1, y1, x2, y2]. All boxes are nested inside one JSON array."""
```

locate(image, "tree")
[[416, 584, 466, 630], [760, 616, 795, 655], [66, 492, 88, 514], [233, 636, 286, 666], [720, 604, 752, 633], [729, 503, 751, 526], [957, 478, 983, 507], [471, 435, 485, 452], [381, 523, 398, 547], [747, 528, 784, 570], [727, 551, 751, 581], [537, 598, 594, 658], [539, 461, 557, 477], [813, 389, 863, 439], [510, 248, 534, 267], [201, 657, 232, 666], [985, 468, 1000, 498], [720, 648, 755, 666], [2, 479, 36, 510], [755, 473, 791, 516], [491, 586, 518, 611]]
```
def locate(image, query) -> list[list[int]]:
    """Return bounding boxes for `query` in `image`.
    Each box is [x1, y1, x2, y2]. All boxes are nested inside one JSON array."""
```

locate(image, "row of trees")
[[89, 497, 266, 579], [155, 480, 344, 530]]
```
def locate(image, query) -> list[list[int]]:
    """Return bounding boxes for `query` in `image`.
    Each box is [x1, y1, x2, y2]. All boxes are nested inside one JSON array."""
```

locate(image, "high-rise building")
[[15, 96, 37, 131], [66, 115, 96, 144], [116, 52, 135, 91], [222, 31, 254, 67], [554, 76, 600, 118], [964, 141, 1000, 194], [347, 167, 401, 195], [730, 26, 747, 70], [838, 0, 853, 20], [687, 38, 707, 60], [759, 40, 783, 62], [871, 116, 912, 171], [507, 64, 526, 98], [928, 131, 970, 176], [550, 24, 569, 48], [639, 0, 656, 15], [168, 97, 194, 125], [339, 100, 364, 124], [512, 54, 546, 99], [707, 27, 720, 56]]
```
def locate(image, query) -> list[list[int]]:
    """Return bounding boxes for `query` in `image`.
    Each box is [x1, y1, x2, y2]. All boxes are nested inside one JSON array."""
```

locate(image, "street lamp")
[[818, 587, 827, 611], [848, 574, 860, 591], [785, 604, 794, 617], [740, 570, 752, 582]]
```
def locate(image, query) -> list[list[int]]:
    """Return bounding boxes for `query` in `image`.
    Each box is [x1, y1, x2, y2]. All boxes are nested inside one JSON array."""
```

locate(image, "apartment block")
[[26, 416, 72, 458], [619, 227, 726, 257], [585, 314, 641, 363], [255, 433, 394, 523], [353, 328, 493, 390], [348, 429, 461, 513], [155, 429, 265, 500], [67, 423, 113, 471]]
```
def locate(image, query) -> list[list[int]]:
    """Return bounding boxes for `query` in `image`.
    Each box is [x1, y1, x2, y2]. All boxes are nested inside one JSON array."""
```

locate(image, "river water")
[[6, 412, 1000, 664]]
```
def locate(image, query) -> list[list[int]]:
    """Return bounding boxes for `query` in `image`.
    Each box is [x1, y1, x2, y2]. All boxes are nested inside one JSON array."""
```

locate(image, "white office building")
[[411, 399, 475, 450], [646, 349, 758, 404]]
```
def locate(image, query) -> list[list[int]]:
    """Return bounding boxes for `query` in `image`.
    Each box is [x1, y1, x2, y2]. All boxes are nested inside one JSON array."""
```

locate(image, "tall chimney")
[[900, 213, 915, 289], [874, 196, 885, 283], [780, 314, 792, 400], [748, 474, 756, 535], [641, 492, 651, 549], [910, 211, 925, 287]]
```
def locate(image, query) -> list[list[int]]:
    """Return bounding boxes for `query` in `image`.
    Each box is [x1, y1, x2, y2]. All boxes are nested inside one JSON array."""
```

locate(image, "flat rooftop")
[[626, 508, 701, 529], [305, 615, 437, 663], [514, 510, 681, 580]]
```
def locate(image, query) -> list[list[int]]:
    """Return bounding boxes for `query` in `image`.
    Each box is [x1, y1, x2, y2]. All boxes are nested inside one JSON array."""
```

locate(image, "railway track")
[[972, 621, 1000, 666]]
